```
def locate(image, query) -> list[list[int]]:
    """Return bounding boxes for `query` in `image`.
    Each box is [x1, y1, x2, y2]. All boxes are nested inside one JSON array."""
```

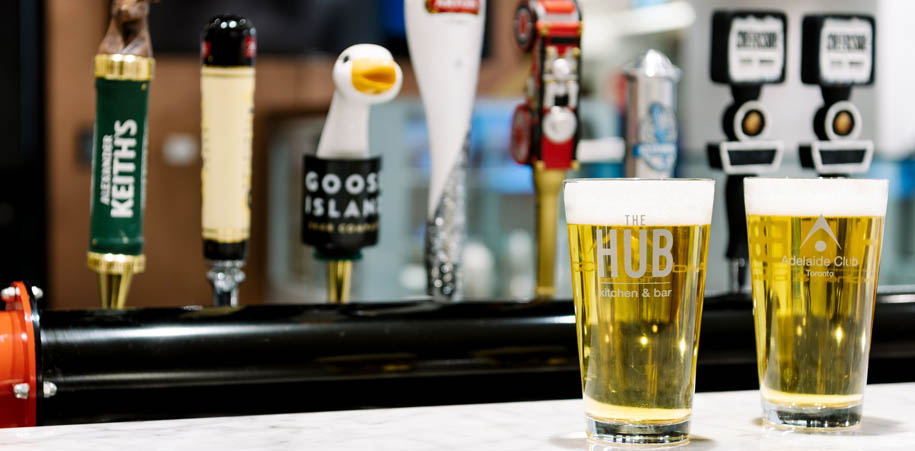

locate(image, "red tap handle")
[[511, 0, 581, 171]]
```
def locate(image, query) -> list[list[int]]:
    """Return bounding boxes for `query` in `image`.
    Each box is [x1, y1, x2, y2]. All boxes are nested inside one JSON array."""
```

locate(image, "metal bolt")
[[43, 381, 57, 398], [30, 286, 43, 300], [13, 383, 29, 400], [1, 286, 19, 302]]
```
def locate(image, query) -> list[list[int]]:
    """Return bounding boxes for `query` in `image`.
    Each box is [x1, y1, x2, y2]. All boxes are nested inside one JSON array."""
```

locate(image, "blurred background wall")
[[37, 0, 915, 308], [44, 0, 525, 308]]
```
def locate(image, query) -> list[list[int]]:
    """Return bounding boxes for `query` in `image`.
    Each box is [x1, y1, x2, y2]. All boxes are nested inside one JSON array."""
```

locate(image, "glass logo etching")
[[571, 217, 708, 303], [748, 215, 882, 284], [567, 215, 710, 419]]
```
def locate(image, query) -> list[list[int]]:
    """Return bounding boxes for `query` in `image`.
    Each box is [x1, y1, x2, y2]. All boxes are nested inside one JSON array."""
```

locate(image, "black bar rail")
[[29, 292, 915, 425]]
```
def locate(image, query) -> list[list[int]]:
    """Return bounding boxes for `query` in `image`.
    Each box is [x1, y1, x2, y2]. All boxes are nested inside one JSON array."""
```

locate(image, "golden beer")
[[745, 178, 887, 429], [564, 179, 715, 444]]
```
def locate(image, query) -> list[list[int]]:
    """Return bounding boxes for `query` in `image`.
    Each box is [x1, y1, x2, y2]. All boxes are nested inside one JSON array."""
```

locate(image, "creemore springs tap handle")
[[200, 15, 256, 306]]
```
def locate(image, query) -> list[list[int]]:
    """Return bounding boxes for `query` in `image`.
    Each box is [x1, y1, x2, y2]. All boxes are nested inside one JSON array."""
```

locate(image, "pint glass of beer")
[[744, 178, 888, 429], [564, 179, 715, 444]]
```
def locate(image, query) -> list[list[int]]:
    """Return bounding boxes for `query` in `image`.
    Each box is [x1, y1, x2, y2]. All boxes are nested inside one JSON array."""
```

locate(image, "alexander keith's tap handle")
[[88, 0, 157, 309]]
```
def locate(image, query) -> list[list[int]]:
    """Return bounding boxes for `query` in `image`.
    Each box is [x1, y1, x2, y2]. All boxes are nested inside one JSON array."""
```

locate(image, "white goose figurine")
[[316, 44, 403, 159]]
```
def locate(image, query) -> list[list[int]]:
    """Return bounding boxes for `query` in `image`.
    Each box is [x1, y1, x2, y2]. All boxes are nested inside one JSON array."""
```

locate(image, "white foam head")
[[563, 179, 715, 226], [744, 177, 888, 217]]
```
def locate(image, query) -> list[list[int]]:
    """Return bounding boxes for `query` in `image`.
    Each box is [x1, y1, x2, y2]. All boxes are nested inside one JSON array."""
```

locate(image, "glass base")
[[586, 416, 689, 445], [762, 399, 862, 430]]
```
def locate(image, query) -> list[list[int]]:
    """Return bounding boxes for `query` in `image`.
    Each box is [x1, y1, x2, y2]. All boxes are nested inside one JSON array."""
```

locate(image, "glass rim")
[[746, 176, 888, 183], [563, 177, 715, 226]]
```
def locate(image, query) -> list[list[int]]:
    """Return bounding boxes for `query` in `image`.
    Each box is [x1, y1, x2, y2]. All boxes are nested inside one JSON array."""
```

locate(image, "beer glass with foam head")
[[745, 178, 888, 429], [564, 179, 715, 445]]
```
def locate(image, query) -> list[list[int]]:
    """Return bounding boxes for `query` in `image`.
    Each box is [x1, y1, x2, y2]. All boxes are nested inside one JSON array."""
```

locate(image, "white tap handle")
[[405, 0, 486, 301], [405, 0, 486, 218]]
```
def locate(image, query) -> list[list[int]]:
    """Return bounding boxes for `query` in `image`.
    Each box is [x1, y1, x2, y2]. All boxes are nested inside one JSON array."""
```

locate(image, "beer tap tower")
[[405, 0, 486, 301], [87, 0, 155, 309], [200, 15, 256, 306], [509, 0, 581, 299], [302, 45, 402, 303], [799, 14, 875, 178], [707, 10, 787, 294]]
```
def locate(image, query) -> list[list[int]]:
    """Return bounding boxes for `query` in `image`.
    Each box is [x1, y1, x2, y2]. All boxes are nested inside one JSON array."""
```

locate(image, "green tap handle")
[[88, 54, 152, 262]]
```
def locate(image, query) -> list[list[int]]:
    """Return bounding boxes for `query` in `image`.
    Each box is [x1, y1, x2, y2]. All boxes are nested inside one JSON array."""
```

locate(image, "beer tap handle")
[[406, 0, 485, 301], [510, 0, 581, 299], [88, 0, 157, 309], [303, 45, 402, 303], [708, 10, 787, 295], [200, 15, 256, 307], [799, 14, 876, 178]]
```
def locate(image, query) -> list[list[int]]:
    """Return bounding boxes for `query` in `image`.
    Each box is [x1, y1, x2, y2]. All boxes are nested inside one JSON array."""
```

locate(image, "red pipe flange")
[[0, 281, 38, 428]]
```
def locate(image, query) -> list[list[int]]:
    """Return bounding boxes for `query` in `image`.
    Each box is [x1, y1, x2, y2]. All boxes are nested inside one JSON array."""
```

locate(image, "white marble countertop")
[[1, 383, 913, 450]]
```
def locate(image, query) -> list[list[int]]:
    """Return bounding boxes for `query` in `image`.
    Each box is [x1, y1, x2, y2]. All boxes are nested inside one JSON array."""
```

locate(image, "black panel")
[[800, 146, 869, 169], [820, 149, 868, 165], [203, 240, 247, 261], [728, 149, 776, 166], [0, 0, 47, 300], [706, 146, 777, 169]]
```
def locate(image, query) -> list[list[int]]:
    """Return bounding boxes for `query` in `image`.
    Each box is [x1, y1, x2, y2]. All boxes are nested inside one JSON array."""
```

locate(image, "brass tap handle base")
[[88, 252, 144, 309], [96, 272, 134, 310], [327, 260, 354, 304], [532, 164, 566, 300]]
